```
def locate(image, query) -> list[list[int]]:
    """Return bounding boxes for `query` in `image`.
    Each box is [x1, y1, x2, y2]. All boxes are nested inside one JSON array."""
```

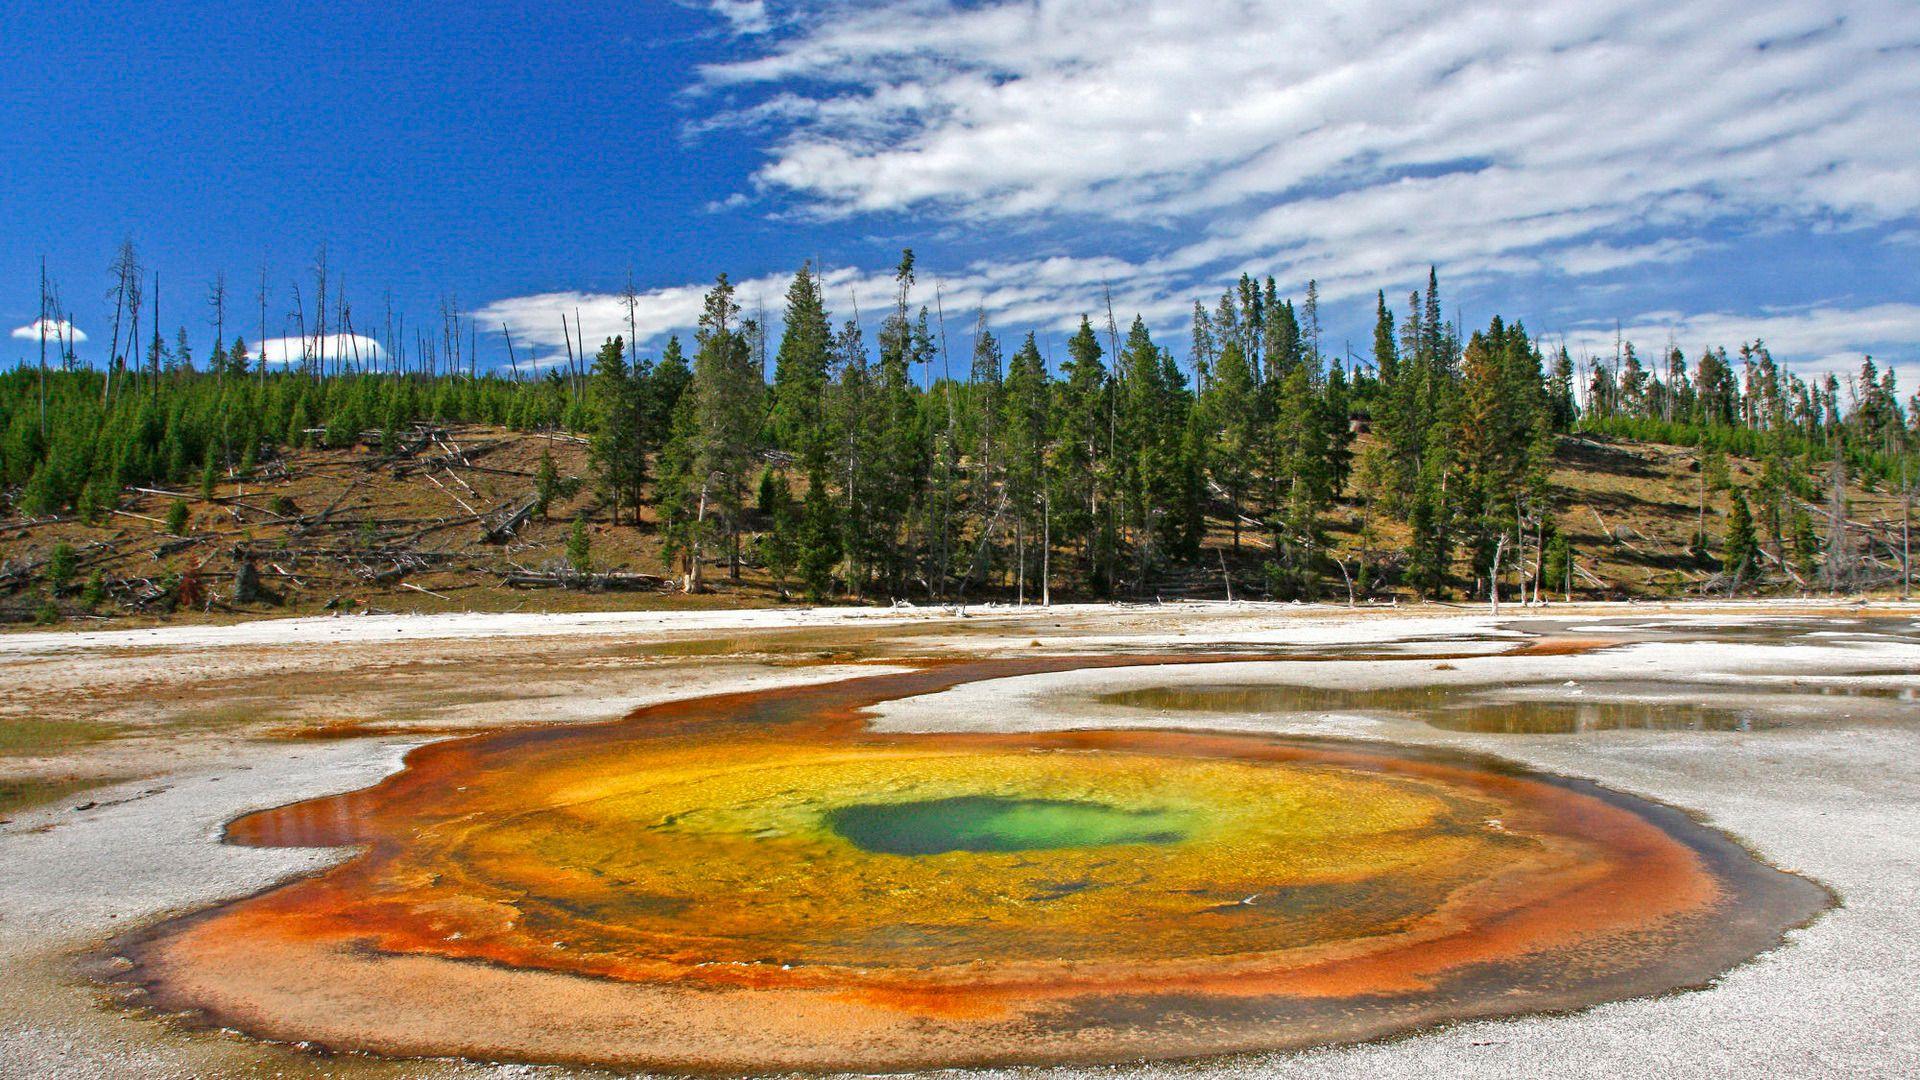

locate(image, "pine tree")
[[960, 322, 1005, 590], [1000, 333, 1052, 601], [1116, 316, 1187, 585], [674, 275, 763, 588], [1054, 317, 1112, 592], [1371, 291, 1398, 387], [870, 252, 932, 597], [758, 468, 797, 599], [1547, 346, 1577, 429], [1270, 361, 1332, 589], [534, 450, 560, 518], [1724, 489, 1759, 588], [828, 317, 881, 594], [588, 335, 645, 525], [768, 264, 832, 456], [46, 541, 77, 592], [643, 335, 692, 446], [567, 516, 593, 577], [796, 463, 841, 602], [1202, 340, 1258, 552], [1542, 526, 1574, 601]]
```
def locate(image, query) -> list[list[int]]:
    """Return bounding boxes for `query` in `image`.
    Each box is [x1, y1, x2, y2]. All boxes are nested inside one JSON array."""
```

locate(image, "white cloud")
[[254, 333, 386, 367], [709, 0, 770, 35], [701, 1, 1920, 294], [1555, 302, 1920, 392], [11, 318, 87, 343], [473, 255, 1193, 370], [476, 1, 1920, 389]]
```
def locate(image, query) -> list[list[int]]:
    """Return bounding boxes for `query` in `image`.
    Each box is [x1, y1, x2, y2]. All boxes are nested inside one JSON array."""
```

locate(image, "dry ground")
[[3, 426, 1910, 628]]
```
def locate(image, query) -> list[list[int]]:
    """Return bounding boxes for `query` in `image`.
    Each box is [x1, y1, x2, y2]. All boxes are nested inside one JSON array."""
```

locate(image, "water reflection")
[[1097, 683, 1785, 733]]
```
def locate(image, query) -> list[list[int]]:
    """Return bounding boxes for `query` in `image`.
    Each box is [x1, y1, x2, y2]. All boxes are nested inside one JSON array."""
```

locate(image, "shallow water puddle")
[[1097, 683, 1774, 732], [1098, 669, 1918, 733], [118, 653, 1829, 1073]]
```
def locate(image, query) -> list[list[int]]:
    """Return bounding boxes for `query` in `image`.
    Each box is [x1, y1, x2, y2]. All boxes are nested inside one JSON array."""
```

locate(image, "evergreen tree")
[[567, 516, 593, 577], [827, 316, 881, 594], [46, 541, 77, 592], [1724, 489, 1759, 587], [1201, 340, 1258, 552], [666, 275, 763, 590], [1543, 528, 1574, 601], [795, 463, 841, 602], [534, 450, 560, 518], [1054, 317, 1112, 592], [588, 335, 645, 525], [643, 335, 692, 446], [1116, 316, 1188, 584], [767, 264, 832, 456], [870, 252, 932, 596], [999, 333, 1052, 601], [1270, 361, 1333, 591]]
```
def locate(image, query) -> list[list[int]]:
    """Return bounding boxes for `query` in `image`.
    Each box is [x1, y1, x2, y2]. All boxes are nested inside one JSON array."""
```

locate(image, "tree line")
[[5, 251, 1916, 603]]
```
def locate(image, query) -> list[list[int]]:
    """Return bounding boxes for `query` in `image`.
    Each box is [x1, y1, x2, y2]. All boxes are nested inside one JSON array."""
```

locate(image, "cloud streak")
[[701, 0, 1920, 294], [473, 254, 1190, 368], [1559, 303, 1920, 389], [478, 1, 1920, 391]]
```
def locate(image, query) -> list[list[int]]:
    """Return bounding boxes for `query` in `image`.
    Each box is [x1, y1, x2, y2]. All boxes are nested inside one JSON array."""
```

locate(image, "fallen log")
[[501, 570, 670, 591], [482, 495, 540, 544]]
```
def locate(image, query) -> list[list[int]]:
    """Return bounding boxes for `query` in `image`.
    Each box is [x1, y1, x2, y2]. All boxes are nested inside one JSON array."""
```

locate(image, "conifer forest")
[[3, 248, 1916, 622]]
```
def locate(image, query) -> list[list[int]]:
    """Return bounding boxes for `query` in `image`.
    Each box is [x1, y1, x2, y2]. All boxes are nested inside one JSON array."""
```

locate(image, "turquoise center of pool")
[[827, 796, 1191, 855]]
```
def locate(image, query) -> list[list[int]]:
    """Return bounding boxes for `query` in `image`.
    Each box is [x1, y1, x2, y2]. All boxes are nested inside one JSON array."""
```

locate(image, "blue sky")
[[5, 1, 1919, 390]]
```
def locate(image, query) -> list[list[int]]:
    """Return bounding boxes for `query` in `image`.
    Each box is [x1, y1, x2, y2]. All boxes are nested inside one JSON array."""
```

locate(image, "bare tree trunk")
[[208, 271, 226, 362], [1904, 459, 1913, 601], [1488, 533, 1506, 614], [1533, 517, 1546, 605], [149, 271, 161, 395], [687, 483, 710, 594], [105, 240, 144, 405], [38, 256, 48, 436], [257, 264, 269, 386], [1012, 516, 1027, 606], [561, 313, 576, 394], [1041, 492, 1052, 607]]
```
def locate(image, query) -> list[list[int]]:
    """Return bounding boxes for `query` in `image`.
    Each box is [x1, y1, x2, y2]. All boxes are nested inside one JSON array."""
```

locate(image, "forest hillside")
[[4, 263, 1914, 625]]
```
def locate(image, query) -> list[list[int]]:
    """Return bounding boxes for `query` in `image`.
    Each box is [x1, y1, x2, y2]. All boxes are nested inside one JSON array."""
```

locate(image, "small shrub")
[[165, 498, 191, 536], [34, 600, 61, 626], [46, 542, 77, 593], [534, 451, 559, 518], [81, 570, 107, 609], [267, 494, 297, 518], [567, 517, 593, 578]]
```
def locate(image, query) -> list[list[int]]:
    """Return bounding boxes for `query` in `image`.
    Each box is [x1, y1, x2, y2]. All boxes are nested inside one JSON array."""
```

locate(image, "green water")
[[827, 796, 1191, 855]]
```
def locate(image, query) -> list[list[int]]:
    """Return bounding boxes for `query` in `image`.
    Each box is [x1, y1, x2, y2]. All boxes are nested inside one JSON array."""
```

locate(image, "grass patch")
[[0, 775, 120, 816], [0, 717, 121, 757]]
